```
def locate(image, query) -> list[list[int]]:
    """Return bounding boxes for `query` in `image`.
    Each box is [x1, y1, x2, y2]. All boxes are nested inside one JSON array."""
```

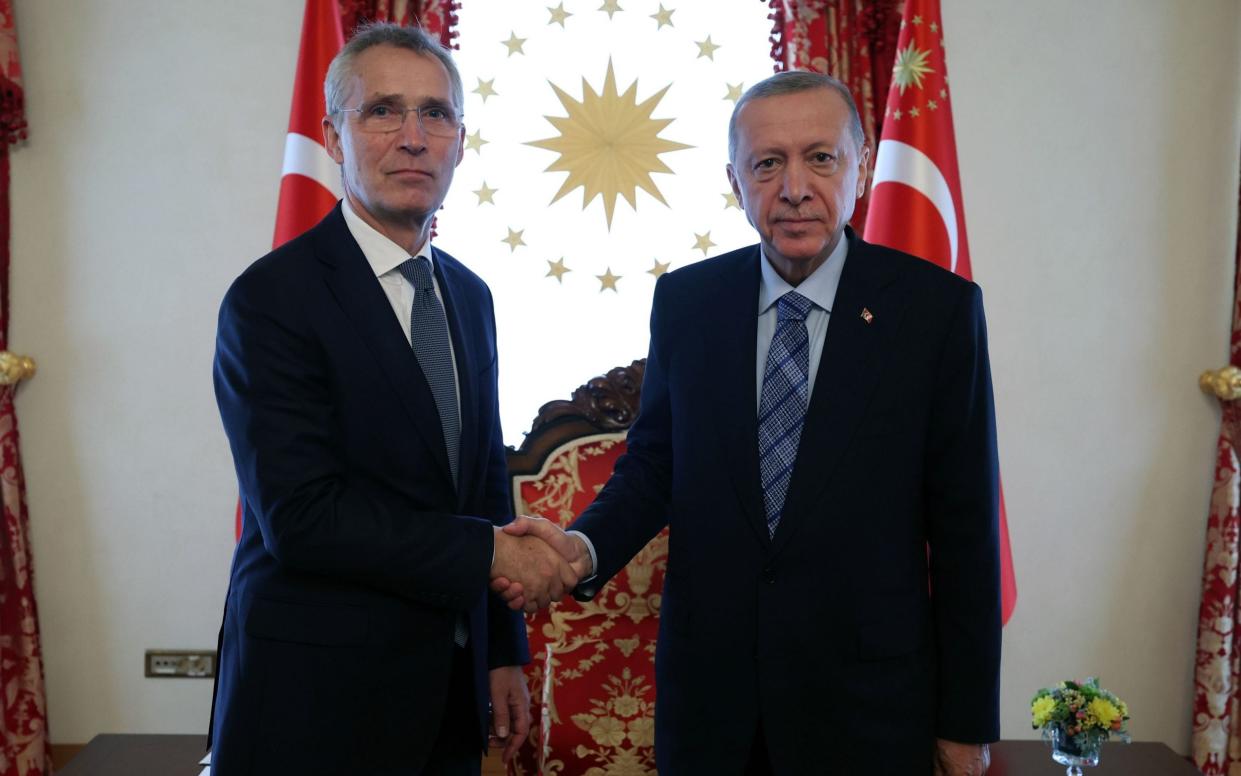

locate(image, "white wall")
[[10, 0, 1241, 751]]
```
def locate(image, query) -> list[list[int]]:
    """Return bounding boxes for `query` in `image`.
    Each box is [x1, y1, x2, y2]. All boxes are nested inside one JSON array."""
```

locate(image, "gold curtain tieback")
[[0, 351, 36, 385], [1201, 365, 1241, 401]]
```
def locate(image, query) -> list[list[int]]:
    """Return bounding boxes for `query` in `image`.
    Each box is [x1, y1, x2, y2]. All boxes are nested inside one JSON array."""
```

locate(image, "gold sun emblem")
[[892, 42, 933, 94], [526, 61, 692, 229]]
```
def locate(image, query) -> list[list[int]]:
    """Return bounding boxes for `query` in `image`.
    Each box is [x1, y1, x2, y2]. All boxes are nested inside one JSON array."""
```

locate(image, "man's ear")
[[726, 163, 743, 209], [855, 143, 871, 199], [455, 123, 465, 167], [323, 116, 345, 164]]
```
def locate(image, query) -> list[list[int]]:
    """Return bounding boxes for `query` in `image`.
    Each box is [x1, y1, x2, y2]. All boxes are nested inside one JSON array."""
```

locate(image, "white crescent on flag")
[[870, 138, 958, 272], [280, 131, 343, 197]]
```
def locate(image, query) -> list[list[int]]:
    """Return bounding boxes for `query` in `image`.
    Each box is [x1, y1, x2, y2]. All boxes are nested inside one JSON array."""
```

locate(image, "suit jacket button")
[[763, 567, 775, 584]]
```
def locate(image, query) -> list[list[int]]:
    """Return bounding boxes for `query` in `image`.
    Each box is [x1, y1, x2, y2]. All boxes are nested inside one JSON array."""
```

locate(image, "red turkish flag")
[[236, 0, 344, 539], [864, 0, 1017, 624], [273, 0, 346, 247]]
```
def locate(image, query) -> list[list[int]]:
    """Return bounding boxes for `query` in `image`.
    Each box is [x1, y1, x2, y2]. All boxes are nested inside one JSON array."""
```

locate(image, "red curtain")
[[339, 0, 459, 46], [1192, 150, 1241, 775], [0, 3, 50, 775], [768, 0, 903, 229]]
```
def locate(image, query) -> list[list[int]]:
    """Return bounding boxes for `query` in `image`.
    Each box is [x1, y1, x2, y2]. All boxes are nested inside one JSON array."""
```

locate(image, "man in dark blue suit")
[[209, 24, 577, 775], [497, 72, 1001, 775]]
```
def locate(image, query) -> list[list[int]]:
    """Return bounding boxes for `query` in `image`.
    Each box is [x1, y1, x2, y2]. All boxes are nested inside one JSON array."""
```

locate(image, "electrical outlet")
[[144, 650, 216, 679]]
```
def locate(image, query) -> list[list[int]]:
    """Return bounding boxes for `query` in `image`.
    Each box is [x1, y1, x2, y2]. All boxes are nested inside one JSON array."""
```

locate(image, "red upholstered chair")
[[506, 360, 665, 776]]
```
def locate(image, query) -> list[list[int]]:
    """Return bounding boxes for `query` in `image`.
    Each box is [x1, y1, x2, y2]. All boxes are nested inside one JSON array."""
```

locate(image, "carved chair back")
[[505, 360, 666, 776]]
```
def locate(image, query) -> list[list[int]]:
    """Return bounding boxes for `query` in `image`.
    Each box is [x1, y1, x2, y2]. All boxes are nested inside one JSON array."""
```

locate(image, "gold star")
[[472, 77, 498, 103], [547, 2, 572, 27], [597, 267, 621, 292], [648, 258, 671, 278], [909, 106, 921, 117], [892, 42, 934, 94], [599, 0, 622, 19], [546, 257, 570, 282], [695, 36, 721, 60], [502, 32, 527, 56], [939, 88, 947, 98], [526, 61, 692, 229], [692, 231, 715, 256], [465, 129, 488, 153], [892, 109, 902, 120], [473, 181, 497, 205], [722, 191, 740, 210], [912, 14, 923, 25], [501, 227, 526, 252], [723, 82, 744, 103], [927, 99, 938, 111], [650, 4, 675, 28], [930, 21, 939, 33]]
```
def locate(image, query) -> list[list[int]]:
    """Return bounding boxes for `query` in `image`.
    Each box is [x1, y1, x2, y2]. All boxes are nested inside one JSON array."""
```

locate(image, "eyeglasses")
[[333, 100, 462, 137]]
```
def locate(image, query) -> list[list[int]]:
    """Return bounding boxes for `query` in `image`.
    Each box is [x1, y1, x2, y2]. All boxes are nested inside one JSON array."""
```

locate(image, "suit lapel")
[[433, 249, 481, 511], [704, 249, 770, 548], [315, 207, 455, 486], [769, 232, 904, 559]]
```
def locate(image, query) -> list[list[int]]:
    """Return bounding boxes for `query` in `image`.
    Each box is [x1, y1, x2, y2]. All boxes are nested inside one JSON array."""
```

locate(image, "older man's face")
[[727, 88, 869, 283], [324, 45, 464, 235]]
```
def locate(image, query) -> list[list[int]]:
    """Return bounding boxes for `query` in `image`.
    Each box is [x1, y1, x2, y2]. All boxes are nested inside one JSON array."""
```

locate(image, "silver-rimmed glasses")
[[333, 100, 462, 137]]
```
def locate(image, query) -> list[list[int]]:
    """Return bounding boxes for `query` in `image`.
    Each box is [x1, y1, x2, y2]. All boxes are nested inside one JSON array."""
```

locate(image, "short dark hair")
[[728, 70, 864, 161], [324, 22, 464, 126]]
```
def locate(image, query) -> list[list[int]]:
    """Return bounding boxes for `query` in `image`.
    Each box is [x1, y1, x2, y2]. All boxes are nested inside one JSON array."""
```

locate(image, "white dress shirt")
[[340, 197, 461, 418], [756, 235, 848, 408]]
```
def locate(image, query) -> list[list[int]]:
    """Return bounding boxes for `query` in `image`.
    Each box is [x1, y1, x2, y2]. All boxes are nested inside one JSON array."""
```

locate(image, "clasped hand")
[[490, 516, 591, 613]]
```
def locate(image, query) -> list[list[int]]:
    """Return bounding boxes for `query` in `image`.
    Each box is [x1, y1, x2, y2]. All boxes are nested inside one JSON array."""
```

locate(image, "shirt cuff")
[[566, 530, 599, 582]]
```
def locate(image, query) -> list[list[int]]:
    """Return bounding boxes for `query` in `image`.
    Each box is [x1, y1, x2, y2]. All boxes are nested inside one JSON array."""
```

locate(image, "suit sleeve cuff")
[[567, 529, 599, 583]]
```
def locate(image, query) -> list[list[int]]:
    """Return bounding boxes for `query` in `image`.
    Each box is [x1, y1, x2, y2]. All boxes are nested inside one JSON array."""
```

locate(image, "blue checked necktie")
[[758, 291, 814, 538], [398, 257, 467, 647]]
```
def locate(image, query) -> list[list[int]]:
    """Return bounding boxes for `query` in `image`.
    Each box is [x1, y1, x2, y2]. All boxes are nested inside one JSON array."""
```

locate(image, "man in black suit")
[[496, 71, 1001, 775], [209, 23, 576, 775]]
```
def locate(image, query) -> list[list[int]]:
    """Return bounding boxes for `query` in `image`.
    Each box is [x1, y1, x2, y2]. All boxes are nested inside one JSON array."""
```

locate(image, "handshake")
[[490, 516, 594, 613]]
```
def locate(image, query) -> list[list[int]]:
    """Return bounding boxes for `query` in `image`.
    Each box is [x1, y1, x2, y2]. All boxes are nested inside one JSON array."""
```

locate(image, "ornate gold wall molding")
[[1201, 365, 1241, 401], [0, 351, 35, 385]]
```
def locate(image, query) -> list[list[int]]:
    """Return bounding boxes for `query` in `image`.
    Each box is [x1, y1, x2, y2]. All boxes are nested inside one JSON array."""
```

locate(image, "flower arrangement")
[[1030, 677, 1130, 753]]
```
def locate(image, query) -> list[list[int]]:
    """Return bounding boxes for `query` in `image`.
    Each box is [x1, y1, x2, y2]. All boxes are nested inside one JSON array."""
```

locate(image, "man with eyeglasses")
[[208, 22, 570, 775]]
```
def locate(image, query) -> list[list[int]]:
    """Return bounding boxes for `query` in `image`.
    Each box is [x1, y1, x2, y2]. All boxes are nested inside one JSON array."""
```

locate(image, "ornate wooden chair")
[[506, 360, 665, 776]]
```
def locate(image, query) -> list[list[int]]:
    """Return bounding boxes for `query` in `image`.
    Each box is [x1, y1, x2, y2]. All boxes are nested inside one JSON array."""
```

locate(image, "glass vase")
[[1050, 726, 1101, 775]]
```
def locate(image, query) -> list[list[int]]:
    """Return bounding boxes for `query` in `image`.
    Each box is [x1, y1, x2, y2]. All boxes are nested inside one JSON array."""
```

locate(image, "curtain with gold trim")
[[339, 0, 459, 47], [0, 3, 51, 775], [1193, 146, 1241, 775]]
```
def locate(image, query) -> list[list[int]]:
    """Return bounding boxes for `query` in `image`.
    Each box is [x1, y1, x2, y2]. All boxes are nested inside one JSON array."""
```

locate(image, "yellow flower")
[[1031, 696, 1057, 727], [1087, 698, 1120, 729]]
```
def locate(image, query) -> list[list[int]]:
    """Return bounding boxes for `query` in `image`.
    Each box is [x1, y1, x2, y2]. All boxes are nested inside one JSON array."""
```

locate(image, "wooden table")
[[57, 735, 1201, 775], [990, 740, 1202, 774], [56, 734, 508, 775]]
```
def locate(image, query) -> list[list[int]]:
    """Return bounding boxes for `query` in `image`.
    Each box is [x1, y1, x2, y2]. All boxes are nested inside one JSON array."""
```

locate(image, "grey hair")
[[728, 70, 865, 162], [324, 22, 464, 125]]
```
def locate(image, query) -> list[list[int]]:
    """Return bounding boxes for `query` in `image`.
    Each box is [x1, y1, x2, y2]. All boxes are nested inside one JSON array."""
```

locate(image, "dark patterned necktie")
[[757, 291, 813, 538], [398, 257, 460, 487], [398, 257, 467, 647]]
